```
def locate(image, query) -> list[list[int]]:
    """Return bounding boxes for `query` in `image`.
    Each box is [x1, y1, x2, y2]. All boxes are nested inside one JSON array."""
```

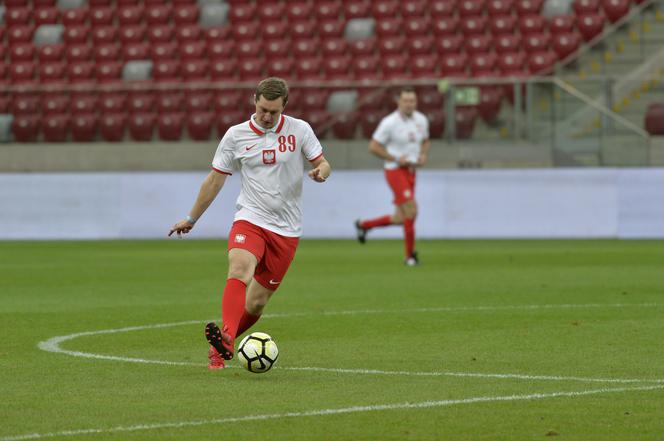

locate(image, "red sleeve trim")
[[212, 166, 232, 175], [308, 153, 324, 163]]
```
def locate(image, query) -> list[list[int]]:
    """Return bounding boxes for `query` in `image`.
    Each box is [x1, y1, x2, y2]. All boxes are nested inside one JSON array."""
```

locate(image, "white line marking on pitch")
[[2, 384, 663, 441], [37, 302, 664, 384]]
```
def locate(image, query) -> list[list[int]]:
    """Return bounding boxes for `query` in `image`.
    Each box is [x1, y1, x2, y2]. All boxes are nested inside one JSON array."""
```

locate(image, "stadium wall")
[[2, 168, 664, 240]]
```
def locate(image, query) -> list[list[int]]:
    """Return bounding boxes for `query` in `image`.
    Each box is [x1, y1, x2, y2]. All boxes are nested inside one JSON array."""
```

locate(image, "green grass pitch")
[[1, 239, 663, 440]]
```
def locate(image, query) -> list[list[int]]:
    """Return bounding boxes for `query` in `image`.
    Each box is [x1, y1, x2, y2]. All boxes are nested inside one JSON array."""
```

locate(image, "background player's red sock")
[[361, 215, 392, 230], [221, 278, 247, 340], [237, 309, 261, 336], [404, 218, 415, 257]]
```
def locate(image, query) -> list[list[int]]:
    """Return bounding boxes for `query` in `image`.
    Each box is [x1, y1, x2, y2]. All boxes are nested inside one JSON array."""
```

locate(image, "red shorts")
[[385, 167, 416, 205], [227, 220, 299, 291]]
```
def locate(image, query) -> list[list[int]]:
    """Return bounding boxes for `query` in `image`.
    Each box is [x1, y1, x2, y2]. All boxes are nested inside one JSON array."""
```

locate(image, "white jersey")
[[372, 110, 429, 170], [212, 114, 323, 237]]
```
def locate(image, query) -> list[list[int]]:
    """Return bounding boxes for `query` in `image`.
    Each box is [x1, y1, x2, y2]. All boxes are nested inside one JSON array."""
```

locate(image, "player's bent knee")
[[227, 261, 254, 282]]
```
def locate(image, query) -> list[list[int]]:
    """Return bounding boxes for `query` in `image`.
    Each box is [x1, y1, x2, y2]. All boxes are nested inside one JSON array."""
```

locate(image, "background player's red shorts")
[[385, 167, 416, 205], [227, 220, 299, 291]]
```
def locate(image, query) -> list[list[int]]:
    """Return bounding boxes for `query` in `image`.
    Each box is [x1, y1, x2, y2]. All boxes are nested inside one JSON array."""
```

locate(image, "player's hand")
[[168, 220, 194, 238], [397, 156, 412, 168], [416, 153, 428, 167], [308, 167, 328, 183]]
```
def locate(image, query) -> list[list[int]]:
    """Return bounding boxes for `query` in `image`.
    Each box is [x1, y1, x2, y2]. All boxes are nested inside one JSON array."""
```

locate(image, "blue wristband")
[[186, 215, 197, 224]]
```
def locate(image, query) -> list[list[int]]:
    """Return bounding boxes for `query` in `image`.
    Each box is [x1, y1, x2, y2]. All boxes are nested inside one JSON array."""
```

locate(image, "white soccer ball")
[[237, 332, 279, 373]]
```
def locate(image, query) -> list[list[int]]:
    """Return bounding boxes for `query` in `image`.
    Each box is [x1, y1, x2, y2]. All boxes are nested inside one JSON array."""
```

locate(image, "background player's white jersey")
[[212, 114, 323, 237], [372, 111, 429, 170]]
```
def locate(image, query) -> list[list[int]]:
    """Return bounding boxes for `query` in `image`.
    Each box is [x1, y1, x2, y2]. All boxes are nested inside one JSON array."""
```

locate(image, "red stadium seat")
[[229, 3, 256, 22], [93, 44, 119, 62], [440, 54, 468, 77], [523, 33, 551, 53], [455, 107, 478, 139], [71, 93, 99, 114], [175, 24, 202, 42], [128, 113, 156, 141], [299, 90, 329, 111], [319, 20, 345, 39], [549, 15, 576, 33], [180, 41, 207, 60], [264, 40, 289, 62], [267, 58, 294, 78], [205, 27, 231, 41], [12, 93, 41, 114], [411, 54, 439, 78], [573, 0, 600, 14], [39, 62, 66, 82], [417, 86, 445, 111], [151, 42, 178, 60], [645, 103, 664, 135], [68, 62, 95, 83], [425, 110, 445, 138], [146, 4, 172, 24], [182, 59, 210, 81], [515, 0, 544, 15], [528, 51, 557, 74], [381, 54, 409, 80], [478, 87, 503, 123], [321, 39, 349, 56], [238, 58, 265, 82], [213, 91, 242, 112], [3, 0, 30, 5], [119, 25, 146, 44], [345, 1, 371, 19], [495, 34, 522, 53], [5, 8, 32, 26], [63, 26, 90, 45], [459, 0, 486, 16], [233, 22, 261, 41], [96, 62, 122, 83], [147, 25, 174, 43], [360, 110, 388, 138], [288, 2, 314, 21], [99, 92, 127, 113], [577, 14, 605, 41], [67, 45, 92, 63], [89, 0, 112, 5], [316, 1, 342, 20], [187, 112, 215, 140], [552, 32, 581, 59], [128, 92, 155, 113], [7, 25, 35, 44], [490, 15, 517, 35], [465, 35, 493, 54], [237, 40, 263, 59], [603, 0, 630, 23], [209, 40, 236, 59], [12, 115, 41, 142], [210, 59, 239, 81], [350, 38, 377, 56], [263, 21, 288, 40], [123, 42, 150, 60], [9, 43, 35, 62], [290, 20, 317, 39], [42, 93, 69, 114], [378, 36, 407, 54], [38, 44, 65, 62], [90, 7, 115, 26], [184, 91, 213, 112], [62, 8, 88, 25], [9, 62, 36, 83], [519, 15, 547, 35], [324, 55, 352, 80], [375, 18, 403, 37], [174, 4, 199, 24], [71, 115, 98, 142], [354, 56, 383, 80], [331, 113, 358, 139], [435, 35, 464, 55], [100, 113, 127, 142], [404, 17, 431, 36], [292, 39, 319, 58], [487, 0, 514, 15], [118, 5, 144, 25], [156, 92, 183, 112], [34, 0, 57, 5], [34, 7, 60, 25], [217, 111, 245, 136], [43, 115, 70, 142], [305, 110, 331, 137], [91, 26, 117, 45], [373, 0, 400, 18], [401, 0, 427, 16], [470, 53, 498, 76], [460, 16, 488, 35], [408, 35, 434, 54], [294, 57, 323, 80], [157, 113, 185, 141], [430, 0, 457, 17], [153, 60, 180, 81]]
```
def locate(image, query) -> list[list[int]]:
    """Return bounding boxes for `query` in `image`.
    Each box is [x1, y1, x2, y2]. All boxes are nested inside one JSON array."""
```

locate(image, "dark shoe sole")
[[205, 322, 233, 360]]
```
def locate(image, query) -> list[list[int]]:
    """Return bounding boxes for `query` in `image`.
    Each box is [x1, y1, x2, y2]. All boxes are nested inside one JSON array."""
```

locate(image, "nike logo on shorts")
[[269, 279, 280, 285]]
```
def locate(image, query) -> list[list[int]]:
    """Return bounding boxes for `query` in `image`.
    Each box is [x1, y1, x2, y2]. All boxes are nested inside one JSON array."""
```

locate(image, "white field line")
[[2, 384, 664, 441], [36, 302, 664, 384]]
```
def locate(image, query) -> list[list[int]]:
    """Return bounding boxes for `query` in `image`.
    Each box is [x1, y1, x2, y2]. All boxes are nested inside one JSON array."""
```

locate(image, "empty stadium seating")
[[0, 0, 636, 142]]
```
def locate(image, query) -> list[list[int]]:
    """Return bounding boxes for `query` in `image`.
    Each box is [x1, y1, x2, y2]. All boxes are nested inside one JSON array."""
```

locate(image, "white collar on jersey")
[[250, 114, 285, 135]]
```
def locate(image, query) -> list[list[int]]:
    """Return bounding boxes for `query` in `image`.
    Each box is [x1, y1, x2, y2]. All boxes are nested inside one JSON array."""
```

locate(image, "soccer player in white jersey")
[[355, 87, 430, 266], [169, 78, 332, 369]]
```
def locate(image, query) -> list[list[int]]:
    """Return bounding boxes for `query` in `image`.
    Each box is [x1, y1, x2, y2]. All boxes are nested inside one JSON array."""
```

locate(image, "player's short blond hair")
[[255, 77, 289, 106]]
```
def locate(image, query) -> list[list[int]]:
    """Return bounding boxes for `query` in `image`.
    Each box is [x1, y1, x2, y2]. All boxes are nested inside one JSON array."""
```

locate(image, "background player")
[[169, 77, 332, 369], [355, 87, 430, 266]]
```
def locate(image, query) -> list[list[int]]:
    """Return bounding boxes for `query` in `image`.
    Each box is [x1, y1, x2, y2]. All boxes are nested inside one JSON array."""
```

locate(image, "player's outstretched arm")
[[417, 139, 431, 167], [168, 170, 227, 238], [308, 156, 331, 183]]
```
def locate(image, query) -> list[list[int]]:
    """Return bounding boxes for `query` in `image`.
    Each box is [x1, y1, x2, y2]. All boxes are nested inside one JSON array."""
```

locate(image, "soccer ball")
[[237, 332, 279, 373]]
